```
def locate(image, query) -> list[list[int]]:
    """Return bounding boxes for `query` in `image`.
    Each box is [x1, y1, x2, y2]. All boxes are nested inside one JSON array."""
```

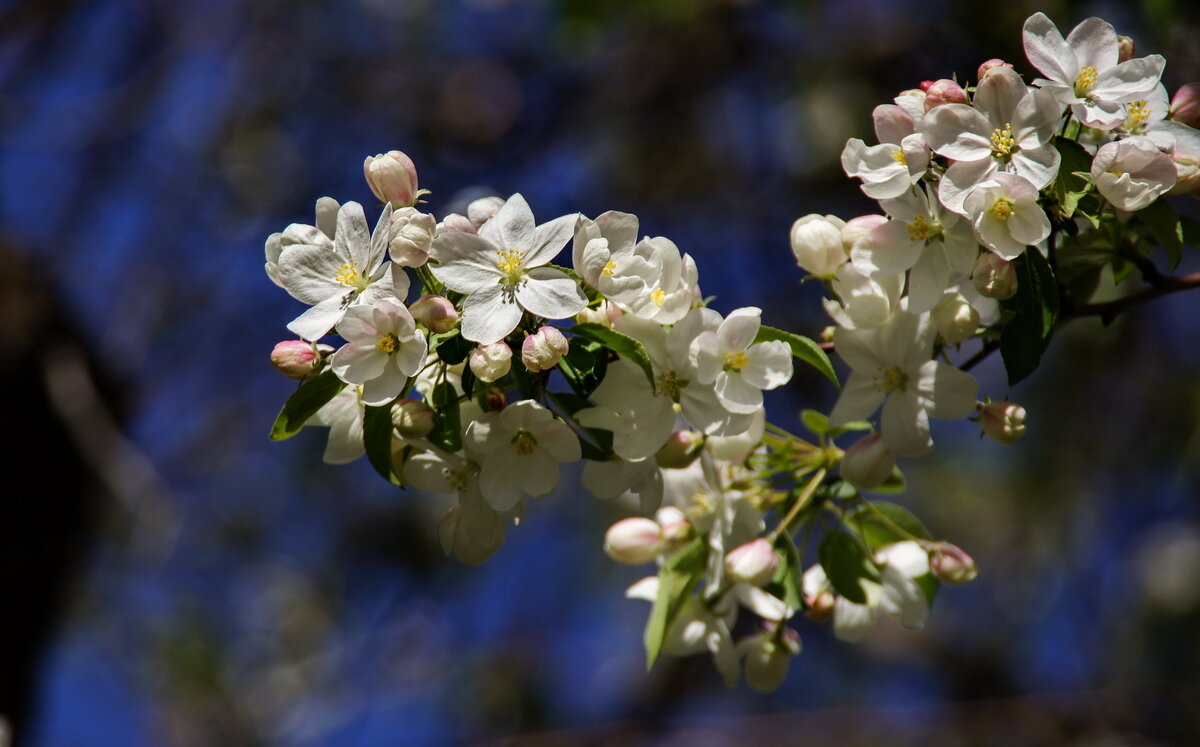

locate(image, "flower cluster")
[[265, 11, 1199, 693]]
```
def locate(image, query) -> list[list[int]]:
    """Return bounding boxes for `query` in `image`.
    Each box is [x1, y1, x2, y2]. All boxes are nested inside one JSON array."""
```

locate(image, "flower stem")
[[767, 467, 827, 543]]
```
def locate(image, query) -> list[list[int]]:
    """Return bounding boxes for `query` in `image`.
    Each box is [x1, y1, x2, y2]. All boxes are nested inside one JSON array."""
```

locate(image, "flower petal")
[[461, 284, 524, 344], [516, 267, 587, 319]]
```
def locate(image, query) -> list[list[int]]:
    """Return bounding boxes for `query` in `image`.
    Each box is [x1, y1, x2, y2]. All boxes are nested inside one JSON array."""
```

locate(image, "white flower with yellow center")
[[692, 307, 793, 415], [575, 359, 676, 460], [330, 297, 428, 406], [307, 385, 365, 465], [923, 66, 1062, 216], [276, 201, 409, 341], [1022, 12, 1165, 132], [1090, 136, 1177, 211], [428, 193, 586, 344], [595, 235, 699, 325], [265, 196, 339, 288], [463, 400, 581, 511], [830, 309, 978, 456], [801, 541, 931, 642], [851, 185, 980, 313], [841, 101, 930, 200], [963, 172, 1050, 260]]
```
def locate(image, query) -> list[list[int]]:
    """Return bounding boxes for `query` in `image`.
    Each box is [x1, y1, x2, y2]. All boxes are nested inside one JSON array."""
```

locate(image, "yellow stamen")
[[656, 371, 687, 400], [602, 259, 617, 277], [872, 365, 908, 393], [335, 262, 365, 289], [906, 214, 942, 242], [990, 197, 1014, 221], [496, 248, 525, 285], [651, 289, 667, 307], [375, 333, 399, 354], [989, 123, 1019, 160], [1075, 65, 1098, 97], [512, 429, 537, 456], [891, 149, 908, 166], [724, 350, 751, 372], [1124, 100, 1150, 132]]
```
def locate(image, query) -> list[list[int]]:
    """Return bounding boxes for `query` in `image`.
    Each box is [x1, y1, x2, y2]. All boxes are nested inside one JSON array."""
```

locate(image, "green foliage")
[[1051, 136, 1094, 220], [430, 329, 472, 365], [754, 325, 839, 388], [1137, 198, 1184, 270], [846, 500, 931, 551], [818, 530, 880, 604], [363, 404, 402, 486], [570, 323, 656, 389], [558, 337, 609, 398], [426, 381, 462, 452], [268, 370, 346, 441], [1000, 249, 1059, 385], [644, 538, 706, 670]]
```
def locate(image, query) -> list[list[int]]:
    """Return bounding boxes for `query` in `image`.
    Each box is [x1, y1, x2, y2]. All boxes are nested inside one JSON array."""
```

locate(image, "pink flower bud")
[[467, 196, 505, 228], [931, 292, 980, 345], [604, 518, 663, 564], [655, 506, 691, 544], [483, 387, 508, 411], [840, 432, 895, 491], [918, 80, 936, 92], [977, 58, 1013, 81], [972, 251, 1018, 300], [1169, 83, 1200, 128], [841, 214, 888, 253], [469, 342, 512, 383], [521, 326, 569, 372], [409, 295, 459, 333], [928, 542, 979, 584], [388, 207, 437, 267], [804, 590, 835, 622], [438, 213, 477, 234], [790, 214, 846, 278], [1117, 35, 1135, 64], [725, 538, 779, 586], [364, 150, 420, 208], [923, 79, 968, 111], [980, 400, 1026, 444], [391, 398, 435, 438], [574, 299, 623, 327], [654, 430, 705, 469], [270, 340, 328, 380], [1167, 150, 1200, 196]]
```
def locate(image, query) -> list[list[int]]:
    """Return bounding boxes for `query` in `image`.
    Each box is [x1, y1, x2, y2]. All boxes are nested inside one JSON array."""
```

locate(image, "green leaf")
[[771, 536, 805, 610], [570, 323, 656, 389], [818, 531, 880, 605], [847, 500, 931, 551], [269, 370, 346, 441], [1138, 198, 1184, 270], [914, 573, 940, 606], [999, 249, 1059, 385], [868, 466, 907, 495], [509, 357, 540, 399], [753, 325, 839, 389], [1180, 215, 1200, 248], [558, 337, 608, 398], [426, 382, 462, 453], [1052, 137, 1093, 219], [645, 538, 705, 669], [363, 404, 402, 486], [431, 329, 472, 365], [801, 409, 829, 436]]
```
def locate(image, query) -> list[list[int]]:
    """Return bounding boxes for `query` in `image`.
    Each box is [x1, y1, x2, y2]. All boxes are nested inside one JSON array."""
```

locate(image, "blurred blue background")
[[4, 0, 1200, 743]]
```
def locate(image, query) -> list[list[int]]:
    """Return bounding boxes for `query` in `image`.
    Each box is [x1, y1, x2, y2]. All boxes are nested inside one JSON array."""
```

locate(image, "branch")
[[1064, 271, 1200, 323]]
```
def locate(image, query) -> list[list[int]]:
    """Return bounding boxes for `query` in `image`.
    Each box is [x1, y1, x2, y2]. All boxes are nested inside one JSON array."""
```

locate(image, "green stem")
[[766, 467, 827, 543]]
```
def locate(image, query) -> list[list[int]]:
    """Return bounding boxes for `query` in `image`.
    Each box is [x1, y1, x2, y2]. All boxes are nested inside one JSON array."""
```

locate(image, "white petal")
[[461, 285, 524, 344], [918, 361, 979, 420], [880, 392, 932, 457], [829, 373, 886, 425], [524, 212, 579, 268], [923, 105, 993, 161], [428, 233, 503, 294], [515, 267, 587, 319], [741, 341, 793, 391], [1022, 12, 1074, 86], [479, 193, 536, 254]]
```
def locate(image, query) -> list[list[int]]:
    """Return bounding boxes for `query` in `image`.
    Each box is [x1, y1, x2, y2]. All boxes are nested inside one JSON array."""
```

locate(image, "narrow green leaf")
[[999, 249, 1059, 385], [847, 500, 931, 551], [753, 325, 838, 388], [269, 370, 346, 441], [570, 323, 656, 389], [558, 338, 608, 398], [363, 404, 402, 486], [771, 537, 805, 610], [644, 565, 702, 670], [801, 409, 829, 436], [426, 382, 462, 453], [1138, 198, 1184, 270], [1052, 137, 1093, 219], [1180, 215, 1200, 248], [818, 531, 880, 605]]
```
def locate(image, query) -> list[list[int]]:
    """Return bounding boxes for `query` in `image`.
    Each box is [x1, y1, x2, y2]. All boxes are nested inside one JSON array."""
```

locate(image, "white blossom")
[[463, 400, 581, 511], [330, 297, 428, 406], [963, 172, 1051, 260], [692, 307, 793, 415], [1091, 136, 1177, 211]]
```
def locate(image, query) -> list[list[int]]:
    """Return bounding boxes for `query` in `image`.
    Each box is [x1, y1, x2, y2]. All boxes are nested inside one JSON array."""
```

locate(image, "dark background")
[[4, 0, 1200, 744]]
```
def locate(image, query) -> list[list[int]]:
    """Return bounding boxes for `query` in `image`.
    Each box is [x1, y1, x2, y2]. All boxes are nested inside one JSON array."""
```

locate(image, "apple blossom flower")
[[463, 400, 581, 511], [521, 325, 569, 372], [823, 262, 902, 331], [277, 201, 409, 341], [572, 210, 639, 288], [655, 430, 705, 469], [851, 184, 980, 313], [626, 577, 741, 686], [581, 456, 665, 512], [412, 454, 507, 565], [265, 196, 339, 288], [738, 624, 801, 693], [1022, 12, 1165, 131], [330, 297, 428, 406], [363, 150, 421, 207], [575, 359, 676, 460], [391, 398, 435, 438], [1091, 136, 1177, 211], [971, 251, 1018, 300], [928, 542, 979, 584], [468, 341, 512, 383], [840, 432, 895, 491], [467, 195, 505, 228], [604, 517, 664, 565], [409, 294, 459, 333], [388, 207, 437, 267], [923, 79, 968, 111], [931, 290, 980, 344], [923, 65, 1062, 216], [428, 193, 586, 344], [270, 340, 329, 380], [963, 172, 1050, 260], [725, 538, 779, 586], [692, 307, 794, 415], [801, 541, 930, 642], [610, 236, 700, 324], [841, 106, 930, 200], [307, 386, 365, 465], [830, 309, 979, 456], [789, 214, 847, 278]]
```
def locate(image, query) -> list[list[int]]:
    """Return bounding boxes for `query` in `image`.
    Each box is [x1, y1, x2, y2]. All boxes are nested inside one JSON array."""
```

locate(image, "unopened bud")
[[977, 58, 1013, 81], [1169, 83, 1200, 129], [575, 299, 623, 327], [469, 342, 512, 383], [438, 213, 476, 234], [391, 398, 435, 438], [410, 295, 459, 333], [604, 517, 663, 565], [1167, 151, 1200, 196], [805, 590, 835, 622], [270, 340, 329, 380], [931, 292, 980, 345], [1116, 35, 1135, 64], [741, 625, 801, 693], [790, 214, 847, 278], [841, 214, 887, 253], [655, 506, 691, 544], [482, 387, 508, 411], [467, 196, 505, 228], [972, 251, 1018, 300], [928, 542, 979, 584], [364, 150, 420, 208], [923, 79, 968, 111], [655, 430, 705, 469], [388, 207, 437, 267], [725, 538, 779, 586], [521, 326, 569, 372], [980, 400, 1026, 444], [840, 432, 895, 491]]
